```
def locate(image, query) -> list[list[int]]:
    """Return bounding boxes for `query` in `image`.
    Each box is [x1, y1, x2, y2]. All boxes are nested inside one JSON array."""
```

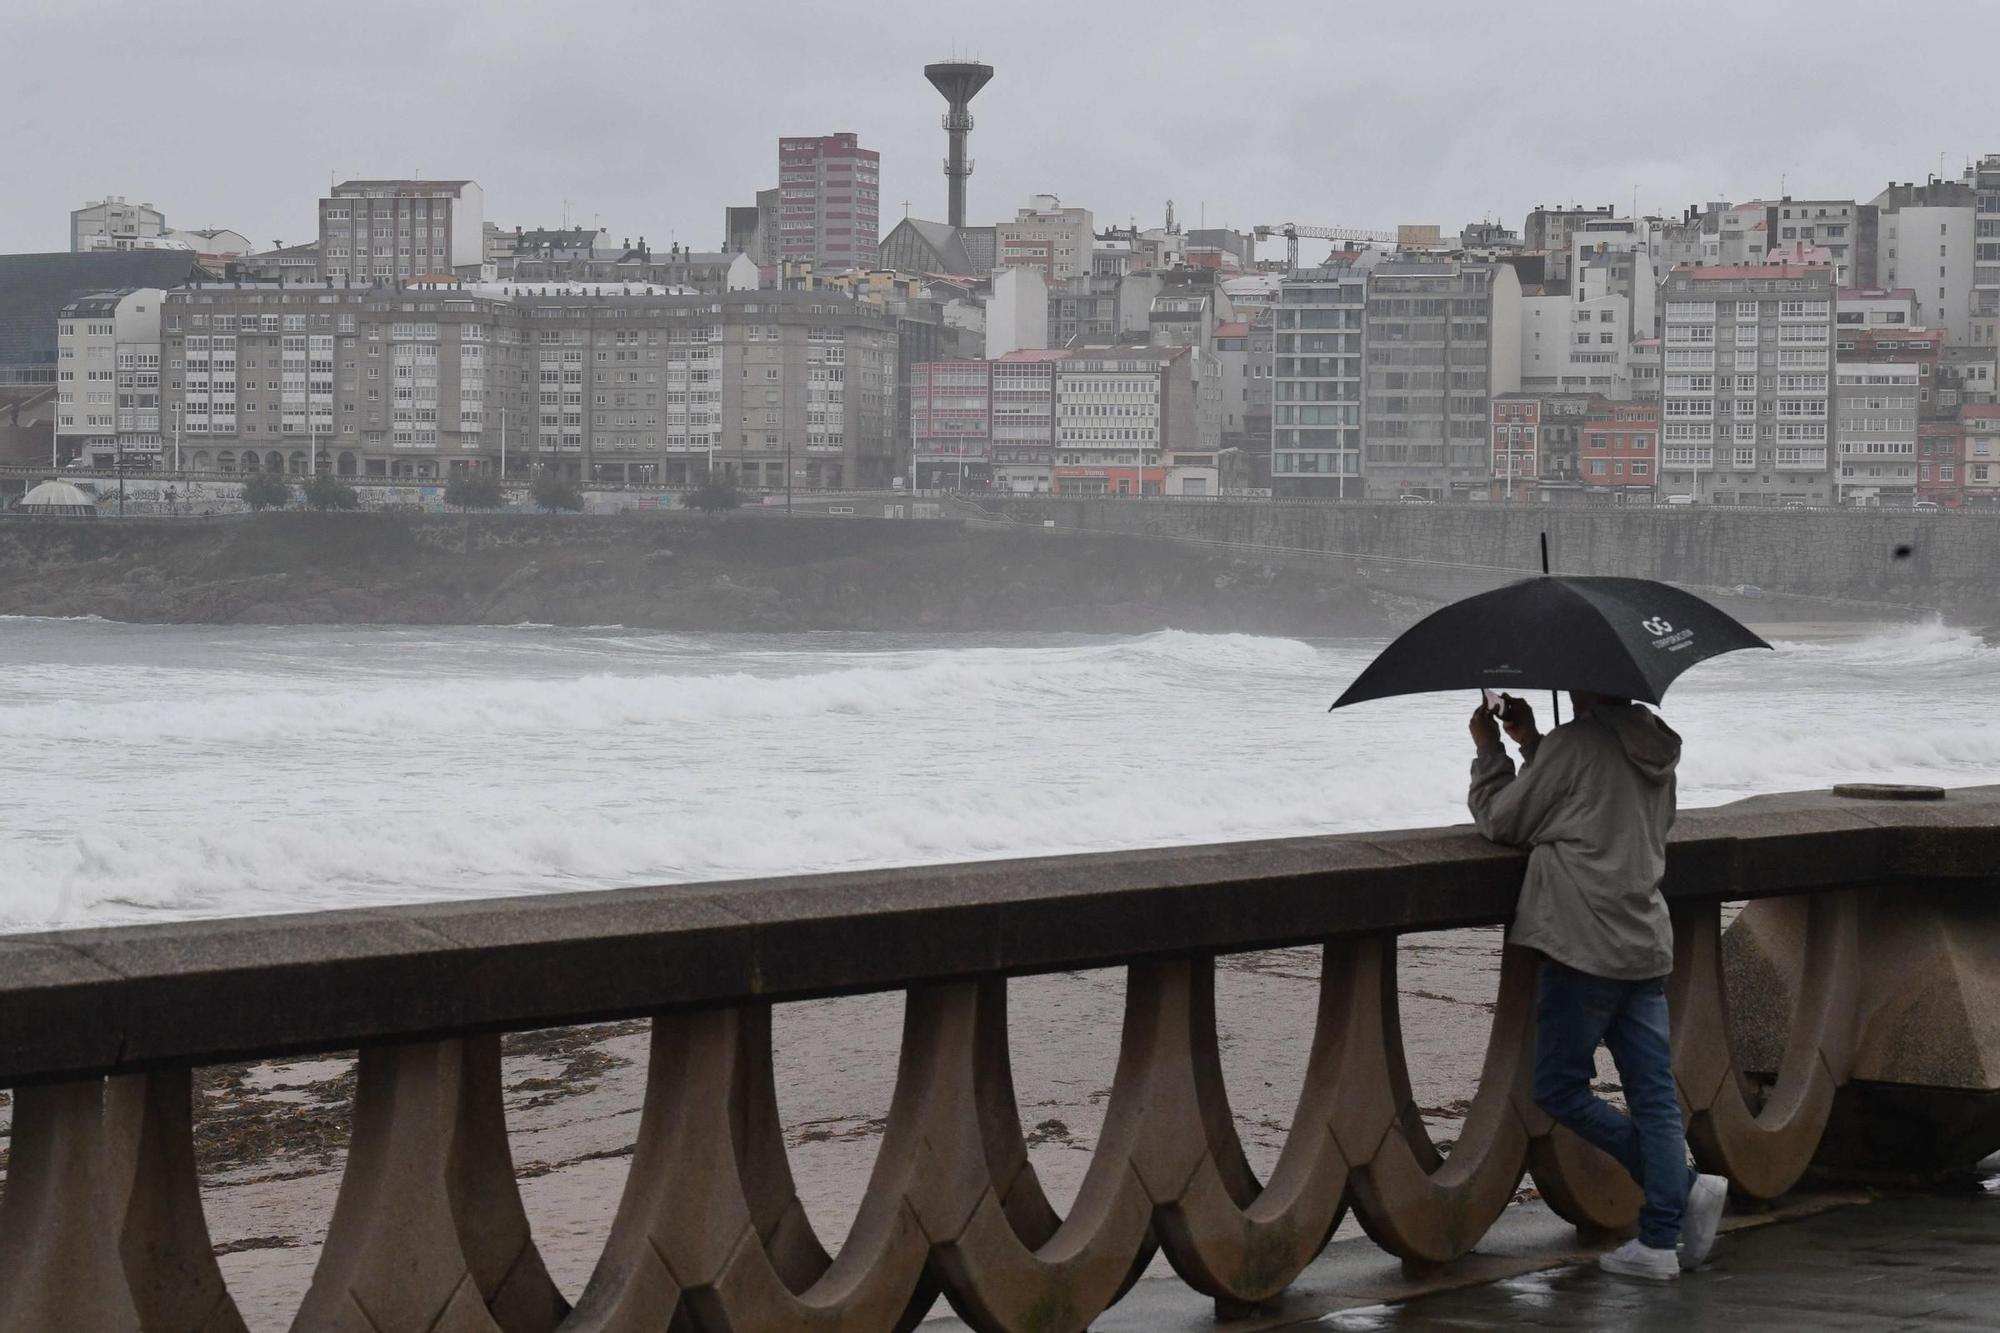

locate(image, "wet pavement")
[[1305, 1189, 2000, 1330], [946, 1182, 2000, 1331]]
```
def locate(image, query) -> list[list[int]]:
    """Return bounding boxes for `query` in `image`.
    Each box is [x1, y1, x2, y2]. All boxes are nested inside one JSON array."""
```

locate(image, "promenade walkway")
[[1034, 1180, 2000, 1331]]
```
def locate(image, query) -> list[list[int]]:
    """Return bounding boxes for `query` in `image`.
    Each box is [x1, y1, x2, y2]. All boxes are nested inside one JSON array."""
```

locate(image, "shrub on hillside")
[[240, 472, 292, 511], [685, 479, 742, 513], [301, 474, 360, 512], [532, 475, 584, 513], [445, 474, 506, 510]]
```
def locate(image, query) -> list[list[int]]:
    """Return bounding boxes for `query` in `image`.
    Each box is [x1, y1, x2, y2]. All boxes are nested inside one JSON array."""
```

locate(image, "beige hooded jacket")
[[1467, 702, 1682, 981]]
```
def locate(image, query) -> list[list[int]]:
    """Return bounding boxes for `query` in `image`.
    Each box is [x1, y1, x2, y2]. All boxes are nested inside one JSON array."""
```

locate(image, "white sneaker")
[[1679, 1173, 1728, 1271], [1598, 1238, 1680, 1281]]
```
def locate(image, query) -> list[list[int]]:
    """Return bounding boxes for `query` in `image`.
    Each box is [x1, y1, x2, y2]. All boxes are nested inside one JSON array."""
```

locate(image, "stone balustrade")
[[2, 785, 1997, 1331]]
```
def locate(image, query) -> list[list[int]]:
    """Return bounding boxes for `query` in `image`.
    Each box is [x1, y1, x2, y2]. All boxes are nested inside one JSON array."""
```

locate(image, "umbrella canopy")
[[1331, 576, 1771, 710]]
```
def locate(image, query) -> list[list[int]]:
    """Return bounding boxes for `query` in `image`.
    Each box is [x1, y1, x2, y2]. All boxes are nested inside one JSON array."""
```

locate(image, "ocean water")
[[1, 618, 1995, 933]]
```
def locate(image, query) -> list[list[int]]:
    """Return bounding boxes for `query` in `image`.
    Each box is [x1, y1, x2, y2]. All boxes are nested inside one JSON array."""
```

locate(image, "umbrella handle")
[[1540, 533, 1560, 728]]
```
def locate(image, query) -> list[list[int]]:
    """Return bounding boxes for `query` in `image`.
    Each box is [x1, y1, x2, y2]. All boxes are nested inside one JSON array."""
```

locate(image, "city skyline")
[[10, 0, 1996, 262]]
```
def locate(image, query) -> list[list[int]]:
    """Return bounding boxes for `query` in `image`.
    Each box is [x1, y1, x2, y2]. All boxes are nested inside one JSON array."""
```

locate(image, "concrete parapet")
[[1, 785, 1996, 1330]]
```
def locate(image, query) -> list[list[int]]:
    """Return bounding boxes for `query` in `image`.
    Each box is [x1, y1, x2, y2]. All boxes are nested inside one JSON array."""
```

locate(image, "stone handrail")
[[1, 785, 1996, 1331]]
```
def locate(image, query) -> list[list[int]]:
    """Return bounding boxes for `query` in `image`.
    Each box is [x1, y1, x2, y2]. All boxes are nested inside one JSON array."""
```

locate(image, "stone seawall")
[[0, 510, 1407, 634], [1005, 500, 1998, 620]]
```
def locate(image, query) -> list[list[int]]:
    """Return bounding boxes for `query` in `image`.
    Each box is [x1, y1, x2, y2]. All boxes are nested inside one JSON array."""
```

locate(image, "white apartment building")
[[70, 198, 166, 252], [1520, 291, 1634, 398], [318, 180, 485, 284], [996, 196, 1094, 283], [54, 288, 166, 467], [1969, 156, 2000, 347], [1053, 346, 1193, 497], [1658, 203, 1770, 274], [987, 265, 1048, 359], [1834, 361, 1920, 505], [1873, 180, 1978, 347], [1767, 200, 1864, 286], [991, 351, 1063, 492], [1271, 260, 1371, 498], [1658, 265, 1838, 506]]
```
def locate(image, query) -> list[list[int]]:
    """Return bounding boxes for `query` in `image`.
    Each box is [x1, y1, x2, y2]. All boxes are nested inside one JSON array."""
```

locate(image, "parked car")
[[1663, 493, 1697, 506], [1913, 500, 1941, 513], [1396, 493, 1435, 505]]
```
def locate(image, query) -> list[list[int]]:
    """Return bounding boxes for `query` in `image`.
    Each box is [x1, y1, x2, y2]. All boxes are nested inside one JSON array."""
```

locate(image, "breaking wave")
[[1, 622, 1993, 932]]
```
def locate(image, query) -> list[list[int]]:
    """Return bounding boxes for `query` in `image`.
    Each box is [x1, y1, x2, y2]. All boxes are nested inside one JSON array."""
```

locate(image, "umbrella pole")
[[1541, 532, 1560, 728]]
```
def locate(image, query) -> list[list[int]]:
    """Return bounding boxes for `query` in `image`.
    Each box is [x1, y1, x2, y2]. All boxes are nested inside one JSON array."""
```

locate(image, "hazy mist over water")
[[2, 618, 1995, 933]]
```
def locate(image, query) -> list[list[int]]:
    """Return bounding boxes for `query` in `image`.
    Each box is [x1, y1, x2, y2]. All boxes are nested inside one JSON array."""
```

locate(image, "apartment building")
[[318, 180, 485, 284], [1214, 316, 1271, 456], [1657, 264, 1838, 506], [1872, 179, 1977, 345], [1271, 258, 1371, 498], [54, 288, 166, 467], [157, 283, 897, 487], [1767, 199, 1872, 286], [1520, 287, 1634, 399], [1966, 155, 2000, 347], [1052, 345, 1193, 496], [1361, 258, 1522, 500], [1918, 419, 1964, 506], [70, 198, 166, 252], [1655, 203, 1770, 274], [778, 133, 880, 273], [991, 350, 1065, 492], [907, 350, 1068, 492], [1961, 403, 2000, 506], [995, 196, 1094, 283], [1577, 399, 1658, 501], [1488, 392, 1596, 502], [1833, 361, 1920, 505], [908, 359, 990, 489], [1841, 326, 1947, 417], [159, 283, 384, 478], [1522, 205, 1615, 285]]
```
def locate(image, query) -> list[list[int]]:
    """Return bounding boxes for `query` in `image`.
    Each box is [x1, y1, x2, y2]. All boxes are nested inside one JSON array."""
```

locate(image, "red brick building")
[[1918, 420, 1964, 507], [1568, 400, 1664, 498], [1577, 400, 1659, 502]]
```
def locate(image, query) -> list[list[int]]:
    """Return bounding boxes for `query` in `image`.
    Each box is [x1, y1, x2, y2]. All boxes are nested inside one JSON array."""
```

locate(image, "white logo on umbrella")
[[1641, 616, 1674, 636]]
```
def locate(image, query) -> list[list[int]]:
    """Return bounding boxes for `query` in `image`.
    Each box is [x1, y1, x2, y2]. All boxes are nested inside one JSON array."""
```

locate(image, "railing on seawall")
[[2, 786, 1997, 1332]]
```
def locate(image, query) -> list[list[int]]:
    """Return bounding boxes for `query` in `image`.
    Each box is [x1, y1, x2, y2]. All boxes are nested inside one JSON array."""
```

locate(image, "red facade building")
[[1489, 396, 1541, 501], [777, 133, 880, 272], [1918, 420, 1964, 507], [1578, 400, 1659, 502]]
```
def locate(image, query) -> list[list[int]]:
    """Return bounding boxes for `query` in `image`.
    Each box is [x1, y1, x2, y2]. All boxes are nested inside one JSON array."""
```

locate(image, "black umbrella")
[[1330, 574, 1771, 711]]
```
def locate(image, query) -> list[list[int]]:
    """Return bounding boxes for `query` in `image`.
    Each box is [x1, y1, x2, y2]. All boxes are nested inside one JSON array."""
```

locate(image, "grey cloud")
[[8, 0, 1991, 258]]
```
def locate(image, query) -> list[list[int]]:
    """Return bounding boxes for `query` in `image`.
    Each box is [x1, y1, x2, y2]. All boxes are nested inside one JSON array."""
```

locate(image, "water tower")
[[924, 60, 994, 228]]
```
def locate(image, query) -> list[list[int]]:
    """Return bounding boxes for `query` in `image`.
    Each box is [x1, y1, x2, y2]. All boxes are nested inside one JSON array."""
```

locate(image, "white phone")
[[1482, 689, 1508, 718]]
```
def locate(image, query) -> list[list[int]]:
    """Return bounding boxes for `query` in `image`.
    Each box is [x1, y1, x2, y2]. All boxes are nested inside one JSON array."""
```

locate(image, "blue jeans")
[[1533, 958, 1697, 1249]]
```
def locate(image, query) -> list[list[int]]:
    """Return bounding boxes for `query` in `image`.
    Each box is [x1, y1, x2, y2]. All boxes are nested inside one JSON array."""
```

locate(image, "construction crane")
[[1254, 222, 1401, 273]]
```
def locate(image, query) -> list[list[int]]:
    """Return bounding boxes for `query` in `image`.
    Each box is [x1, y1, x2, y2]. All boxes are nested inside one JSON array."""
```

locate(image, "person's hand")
[[1470, 698, 1501, 751], [1499, 694, 1540, 748]]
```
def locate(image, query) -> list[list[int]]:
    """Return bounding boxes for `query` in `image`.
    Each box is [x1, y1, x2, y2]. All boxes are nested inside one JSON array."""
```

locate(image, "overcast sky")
[[12, 0, 1994, 263]]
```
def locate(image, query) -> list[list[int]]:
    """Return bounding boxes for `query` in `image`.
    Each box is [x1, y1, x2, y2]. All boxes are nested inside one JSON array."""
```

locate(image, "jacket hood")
[[1593, 702, 1682, 783]]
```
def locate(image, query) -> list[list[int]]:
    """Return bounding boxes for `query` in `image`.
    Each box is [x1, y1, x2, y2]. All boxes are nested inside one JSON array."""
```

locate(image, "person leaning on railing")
[[1467, 691, 1729, 1282]]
